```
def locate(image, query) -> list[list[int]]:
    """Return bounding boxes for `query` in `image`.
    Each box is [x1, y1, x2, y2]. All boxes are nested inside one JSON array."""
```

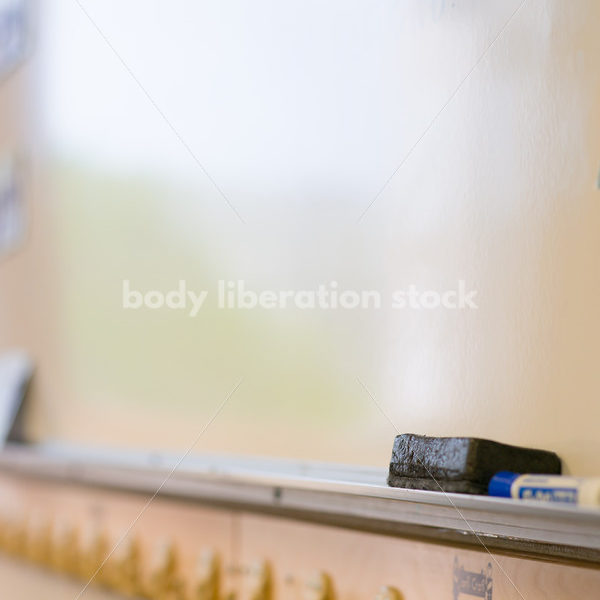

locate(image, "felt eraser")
[[387, 433, 562, 494]]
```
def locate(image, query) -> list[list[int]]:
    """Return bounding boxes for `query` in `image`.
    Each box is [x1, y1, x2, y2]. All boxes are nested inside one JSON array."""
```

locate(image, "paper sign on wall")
[[0, 156, 25, 256], [0, 351, 32, 446], [0, 0, 28, 81]]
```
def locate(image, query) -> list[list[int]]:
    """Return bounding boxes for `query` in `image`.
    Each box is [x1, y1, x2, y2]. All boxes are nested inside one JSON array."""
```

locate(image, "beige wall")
[[0, 42, 67, 442]]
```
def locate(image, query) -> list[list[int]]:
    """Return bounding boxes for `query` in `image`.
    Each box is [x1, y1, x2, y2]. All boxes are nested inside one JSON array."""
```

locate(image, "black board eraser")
[[387, 433, 562, 495]]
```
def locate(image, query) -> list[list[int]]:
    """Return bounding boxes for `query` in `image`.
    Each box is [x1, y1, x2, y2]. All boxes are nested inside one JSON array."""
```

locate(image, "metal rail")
[[0, 442, 599, 564]]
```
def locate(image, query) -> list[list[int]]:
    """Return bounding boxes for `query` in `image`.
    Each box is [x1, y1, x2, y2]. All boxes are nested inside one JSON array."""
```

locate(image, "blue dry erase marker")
[[489, 472, 600, 506]]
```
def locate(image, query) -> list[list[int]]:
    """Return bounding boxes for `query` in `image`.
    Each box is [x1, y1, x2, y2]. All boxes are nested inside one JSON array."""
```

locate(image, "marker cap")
[[488, 471, 520, 497]]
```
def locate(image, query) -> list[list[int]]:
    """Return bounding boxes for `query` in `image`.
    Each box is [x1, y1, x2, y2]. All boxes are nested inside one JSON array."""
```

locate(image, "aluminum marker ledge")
[[0, 443, 599, 563]]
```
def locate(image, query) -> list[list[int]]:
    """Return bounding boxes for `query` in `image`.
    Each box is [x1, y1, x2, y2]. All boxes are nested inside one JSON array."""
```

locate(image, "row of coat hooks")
[[0, 510, 404, 600]]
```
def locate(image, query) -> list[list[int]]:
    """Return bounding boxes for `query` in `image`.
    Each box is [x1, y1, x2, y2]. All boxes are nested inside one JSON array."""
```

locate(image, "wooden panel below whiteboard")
[[238, 514, 600, 600], [0, 472, 598, 600]]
